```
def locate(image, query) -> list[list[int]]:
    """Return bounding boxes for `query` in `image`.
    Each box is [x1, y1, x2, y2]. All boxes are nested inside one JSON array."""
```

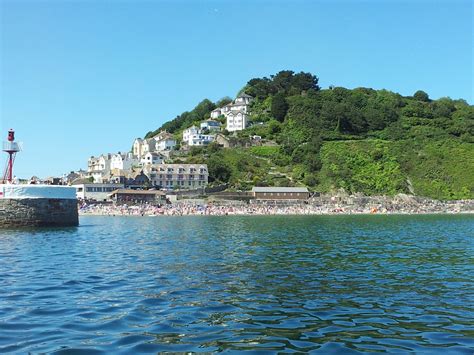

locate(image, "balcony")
[[2, 141, 20, 152]]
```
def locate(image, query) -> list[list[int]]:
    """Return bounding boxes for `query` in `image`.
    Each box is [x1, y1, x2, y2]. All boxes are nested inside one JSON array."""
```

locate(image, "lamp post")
[[2, 129, 21, 184]]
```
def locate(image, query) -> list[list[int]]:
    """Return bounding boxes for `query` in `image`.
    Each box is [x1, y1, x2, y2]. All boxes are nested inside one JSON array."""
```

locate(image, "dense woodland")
[[145, 71, 474, 200]]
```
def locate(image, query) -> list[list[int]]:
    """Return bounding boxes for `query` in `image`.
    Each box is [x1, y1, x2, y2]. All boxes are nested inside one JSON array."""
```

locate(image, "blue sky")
[[1, 0, 472, 178]]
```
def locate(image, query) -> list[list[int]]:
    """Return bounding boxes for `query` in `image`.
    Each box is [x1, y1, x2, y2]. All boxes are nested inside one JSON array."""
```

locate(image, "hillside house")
[[210, 108, 222, 119], [183, 126, 200, 143], [235, 93, 253, 105], [187, 134, 215, 146], [226, 111, 248, 132], [141, 152, 165, 165], [156, 137, 176, 151], [132, 138, 156, 159], [88, 154, 112, 183], [200, 120, 221, 132], [111, 152, 139, 171]]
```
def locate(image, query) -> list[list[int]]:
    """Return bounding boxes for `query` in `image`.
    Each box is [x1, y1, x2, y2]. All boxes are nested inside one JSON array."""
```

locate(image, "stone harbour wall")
[[0, 198, 79, 227]]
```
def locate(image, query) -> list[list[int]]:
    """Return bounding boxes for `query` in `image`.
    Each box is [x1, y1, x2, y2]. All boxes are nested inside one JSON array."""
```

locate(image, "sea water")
[[0, 215, 473, 353]]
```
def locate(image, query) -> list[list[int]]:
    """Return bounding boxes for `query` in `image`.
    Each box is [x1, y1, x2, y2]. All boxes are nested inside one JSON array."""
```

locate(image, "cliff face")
[[0, 198, 79, 227]]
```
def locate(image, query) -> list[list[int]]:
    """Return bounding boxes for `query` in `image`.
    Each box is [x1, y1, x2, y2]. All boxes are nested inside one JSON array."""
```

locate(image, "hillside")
[[145, 70, 474, 200]]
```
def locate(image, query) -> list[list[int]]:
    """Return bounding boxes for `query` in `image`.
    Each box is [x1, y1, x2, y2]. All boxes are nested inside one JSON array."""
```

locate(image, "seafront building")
[[109, 189, 166, 204], [73, 183, 124, 201], [143, 163, 209, 189], [251, 186, 310, 200]]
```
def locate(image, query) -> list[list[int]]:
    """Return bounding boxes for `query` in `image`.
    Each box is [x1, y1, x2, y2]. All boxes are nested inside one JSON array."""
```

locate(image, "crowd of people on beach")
[[79, 197, 474, 216]]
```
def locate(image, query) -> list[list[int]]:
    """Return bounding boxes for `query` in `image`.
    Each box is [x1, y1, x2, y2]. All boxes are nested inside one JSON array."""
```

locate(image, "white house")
[[132, 138, 144, 158], [187, 134, 215, 146], [182, 126, 200, 143], [144, 164, 209, 190], [209, 93, 253, 133], [235, 93, 253, 105], [226, 111, 248, 132], [152, 131, 172, 141], [87, 154, 112, 183], [156, 138, 176, 151], [111, 152, 139, 171], [142, 138, 156, 155], [141, 152, 164, 165], [200, 120, 221, 132], [230, 102, 249, 113], [221, 103, 233, 114], [210, 108, 222, 119]]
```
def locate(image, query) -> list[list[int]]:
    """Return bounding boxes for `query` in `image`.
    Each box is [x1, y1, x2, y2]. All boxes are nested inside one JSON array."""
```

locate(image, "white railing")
[[2, 141, 21, 152]]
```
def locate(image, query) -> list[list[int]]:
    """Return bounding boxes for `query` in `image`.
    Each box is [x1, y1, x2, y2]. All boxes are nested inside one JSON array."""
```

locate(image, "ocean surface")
[[0, 215, 473, 354]]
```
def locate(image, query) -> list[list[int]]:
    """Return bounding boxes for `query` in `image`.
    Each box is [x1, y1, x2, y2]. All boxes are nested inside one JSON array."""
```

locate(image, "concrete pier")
[[0, 185, 79, 227]]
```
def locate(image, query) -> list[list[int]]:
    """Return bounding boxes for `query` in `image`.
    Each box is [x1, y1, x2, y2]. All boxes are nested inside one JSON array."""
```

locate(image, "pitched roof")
[[145, 152, 164, 157], [226, 110, 246, 116], [237, 93, 253, 98], [109, 189, 165, 196], [251, 186, 309, 193]]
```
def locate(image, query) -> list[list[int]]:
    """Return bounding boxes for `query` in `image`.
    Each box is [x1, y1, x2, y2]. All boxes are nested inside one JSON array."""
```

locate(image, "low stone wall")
[[0, 198, 79, 227]]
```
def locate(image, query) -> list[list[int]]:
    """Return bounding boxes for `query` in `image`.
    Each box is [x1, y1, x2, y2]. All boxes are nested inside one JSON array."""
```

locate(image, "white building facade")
[[111, 152, 139, 171], [200, 120, 221, 132], [141, 152, 164, 165], [209, 93, 253, 133], [210, 108, 222, 119], [87, 154, 112, 183], [182, 126, 200, 143], [144, 164, 209, 190], [226, 111, 248, 132], [156, 138, 176, 151], [187, 134, 215, 146]]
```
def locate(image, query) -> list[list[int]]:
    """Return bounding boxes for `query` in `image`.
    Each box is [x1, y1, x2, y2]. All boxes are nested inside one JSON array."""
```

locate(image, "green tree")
[[271, 93, 289, 122], [207, 156, 232, 183], [414, 90, 430, 102], [216, 97, 232, 107]]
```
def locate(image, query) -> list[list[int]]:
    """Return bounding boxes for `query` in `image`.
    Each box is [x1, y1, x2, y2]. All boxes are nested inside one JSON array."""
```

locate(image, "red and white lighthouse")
[[2, 129, 21, 183]]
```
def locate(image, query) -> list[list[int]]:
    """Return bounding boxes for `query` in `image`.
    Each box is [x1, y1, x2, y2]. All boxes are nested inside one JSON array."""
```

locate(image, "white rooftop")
[[251, 187, 309, 193]]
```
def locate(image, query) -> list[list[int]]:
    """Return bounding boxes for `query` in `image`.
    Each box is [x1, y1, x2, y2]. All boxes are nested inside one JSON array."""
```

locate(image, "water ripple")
[[0, 214, 473, 353]]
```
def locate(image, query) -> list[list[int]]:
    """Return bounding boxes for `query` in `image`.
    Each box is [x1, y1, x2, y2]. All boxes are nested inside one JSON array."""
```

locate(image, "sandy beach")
[[79, 196, 474, 217]]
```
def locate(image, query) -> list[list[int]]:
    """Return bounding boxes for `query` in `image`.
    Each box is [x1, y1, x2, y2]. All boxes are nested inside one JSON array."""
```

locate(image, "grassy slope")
[[317, 139, 473, 199]]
